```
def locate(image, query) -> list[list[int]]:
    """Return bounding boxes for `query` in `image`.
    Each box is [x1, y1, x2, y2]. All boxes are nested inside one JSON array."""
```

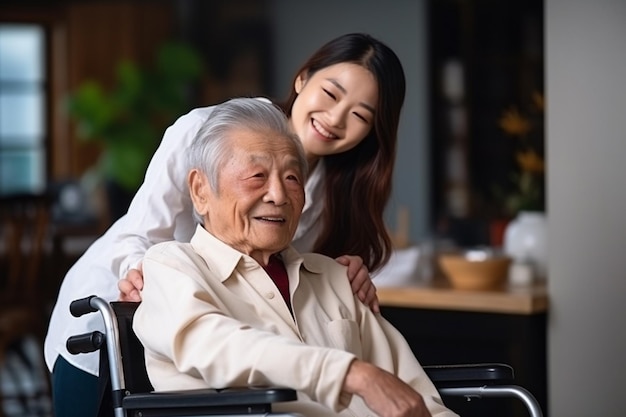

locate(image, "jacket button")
[[265, 292, 275, 299]]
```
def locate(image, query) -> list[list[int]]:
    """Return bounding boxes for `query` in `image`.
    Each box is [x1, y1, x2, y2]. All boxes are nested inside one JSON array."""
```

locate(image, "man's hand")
[[335, 255, 379, 313], [118, 263, 144, 302], [343, 360, 432, 417]]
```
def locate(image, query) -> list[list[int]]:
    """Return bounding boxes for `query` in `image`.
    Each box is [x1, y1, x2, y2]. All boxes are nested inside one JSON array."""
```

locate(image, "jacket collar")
[[189, 224, 323, 283]]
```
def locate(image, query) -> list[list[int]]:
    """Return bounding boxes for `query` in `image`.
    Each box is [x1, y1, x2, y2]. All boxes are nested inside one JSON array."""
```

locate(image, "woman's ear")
[[188, 169, 211, 217], [294, 72, 307, 94]]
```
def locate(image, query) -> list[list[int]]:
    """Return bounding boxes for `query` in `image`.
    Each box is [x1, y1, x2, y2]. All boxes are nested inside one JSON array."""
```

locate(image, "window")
[[0, 24, 47, 196]]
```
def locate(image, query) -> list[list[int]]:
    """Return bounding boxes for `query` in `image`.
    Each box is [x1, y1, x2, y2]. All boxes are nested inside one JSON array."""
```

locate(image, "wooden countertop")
[[377, 278, 548, 315]]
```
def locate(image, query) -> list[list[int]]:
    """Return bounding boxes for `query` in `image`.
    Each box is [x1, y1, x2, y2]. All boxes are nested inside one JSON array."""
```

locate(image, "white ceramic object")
[[372, 246, 421, 287], [504, 211, 548, 280]]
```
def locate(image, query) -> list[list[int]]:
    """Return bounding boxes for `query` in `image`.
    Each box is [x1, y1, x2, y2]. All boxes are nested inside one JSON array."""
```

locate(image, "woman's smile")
[[311, 119, 338, 140]]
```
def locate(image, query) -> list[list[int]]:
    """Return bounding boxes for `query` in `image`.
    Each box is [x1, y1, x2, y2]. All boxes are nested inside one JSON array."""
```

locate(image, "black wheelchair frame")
[[66, 296, 543, 417]]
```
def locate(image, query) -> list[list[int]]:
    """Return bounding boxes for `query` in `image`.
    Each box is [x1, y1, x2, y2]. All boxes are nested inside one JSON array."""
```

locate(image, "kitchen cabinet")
[[379, 281, 548, 417]]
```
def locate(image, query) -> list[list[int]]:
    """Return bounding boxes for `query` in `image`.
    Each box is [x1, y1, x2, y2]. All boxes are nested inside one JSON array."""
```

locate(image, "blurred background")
[[0, 0, 544, 250], [1, 0, 625, 416]]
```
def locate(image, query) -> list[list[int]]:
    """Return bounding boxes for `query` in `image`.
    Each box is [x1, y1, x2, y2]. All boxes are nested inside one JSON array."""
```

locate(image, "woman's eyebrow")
[[327, 78, 376, 115]]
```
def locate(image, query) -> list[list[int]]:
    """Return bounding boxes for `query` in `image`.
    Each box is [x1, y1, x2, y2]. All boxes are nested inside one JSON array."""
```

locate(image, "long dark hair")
[[278, 33, 406, 271]]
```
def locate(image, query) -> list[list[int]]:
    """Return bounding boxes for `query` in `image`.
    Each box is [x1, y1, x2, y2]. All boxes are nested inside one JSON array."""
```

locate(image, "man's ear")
[[188, 169, 211, 217]]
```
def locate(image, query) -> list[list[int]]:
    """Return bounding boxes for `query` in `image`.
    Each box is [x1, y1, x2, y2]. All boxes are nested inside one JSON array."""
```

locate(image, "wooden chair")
[[0, 192, 52, 416]]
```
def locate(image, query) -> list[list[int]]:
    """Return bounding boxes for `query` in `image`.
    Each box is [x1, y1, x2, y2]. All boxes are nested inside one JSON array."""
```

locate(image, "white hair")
[[186, 98, 308, 225]]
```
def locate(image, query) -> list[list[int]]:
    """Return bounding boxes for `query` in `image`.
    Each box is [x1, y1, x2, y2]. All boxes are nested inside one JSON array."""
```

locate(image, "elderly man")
[[133, 98, 457, 417]]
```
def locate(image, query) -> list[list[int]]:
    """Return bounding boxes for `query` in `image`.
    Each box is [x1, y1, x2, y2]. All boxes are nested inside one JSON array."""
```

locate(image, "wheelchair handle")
[[70, 295, 99, 317], [68, 295, 127, 415], [67, 331, 105, 354]]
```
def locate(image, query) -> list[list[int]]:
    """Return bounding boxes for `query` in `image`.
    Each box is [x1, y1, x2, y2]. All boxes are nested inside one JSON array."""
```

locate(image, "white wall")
[[546, 0, 626, 415], [268, 0, 430, 242]]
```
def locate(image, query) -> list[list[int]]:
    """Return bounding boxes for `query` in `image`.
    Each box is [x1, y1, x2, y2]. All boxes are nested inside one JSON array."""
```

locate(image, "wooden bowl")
[[438, 249, 511, 291]]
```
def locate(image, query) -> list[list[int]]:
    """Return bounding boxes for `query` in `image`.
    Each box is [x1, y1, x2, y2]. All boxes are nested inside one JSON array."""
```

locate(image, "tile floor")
[[1, 336, 52, 417]]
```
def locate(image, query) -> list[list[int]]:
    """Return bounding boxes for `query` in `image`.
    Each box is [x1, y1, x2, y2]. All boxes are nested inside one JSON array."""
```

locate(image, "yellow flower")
[[494, 91, 545, 214], [499, 107, 532, 137], [532, 91, 544, 112], [516, 149, 544, 173]]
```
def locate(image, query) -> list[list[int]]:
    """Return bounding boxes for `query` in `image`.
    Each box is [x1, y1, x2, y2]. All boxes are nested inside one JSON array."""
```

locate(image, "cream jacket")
[[44, 99, 325, 376], [133, 226, 456, 417]]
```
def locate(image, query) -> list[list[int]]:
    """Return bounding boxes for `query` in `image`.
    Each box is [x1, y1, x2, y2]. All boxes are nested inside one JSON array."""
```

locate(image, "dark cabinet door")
[[382, 306, 547, 417]]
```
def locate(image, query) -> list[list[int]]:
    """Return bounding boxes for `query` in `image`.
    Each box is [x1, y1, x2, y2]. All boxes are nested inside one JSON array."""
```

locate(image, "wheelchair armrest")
[[423, 363, 514, 387], [123, 386, 297, 414]]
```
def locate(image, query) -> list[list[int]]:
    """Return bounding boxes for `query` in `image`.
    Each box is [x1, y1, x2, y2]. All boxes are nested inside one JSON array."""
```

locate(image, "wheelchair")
[[66, 296, 543, 417]]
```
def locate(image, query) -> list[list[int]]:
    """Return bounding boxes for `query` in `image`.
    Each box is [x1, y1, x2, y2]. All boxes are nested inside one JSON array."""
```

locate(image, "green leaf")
[[66, 82, 114, 140], [114, 61, 142, 108], [156, 41, 204, 81], [66, 40, 203, 193]]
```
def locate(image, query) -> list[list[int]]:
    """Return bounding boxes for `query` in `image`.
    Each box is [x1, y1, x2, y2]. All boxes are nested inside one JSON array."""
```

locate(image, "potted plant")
[[66, 41, 203, 221], [496, 91, 548, 280], [496, 91, 545, 216]]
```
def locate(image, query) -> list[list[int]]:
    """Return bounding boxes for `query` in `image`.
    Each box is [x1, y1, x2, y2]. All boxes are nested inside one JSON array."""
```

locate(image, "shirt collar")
[[189, 224, 324, 282]]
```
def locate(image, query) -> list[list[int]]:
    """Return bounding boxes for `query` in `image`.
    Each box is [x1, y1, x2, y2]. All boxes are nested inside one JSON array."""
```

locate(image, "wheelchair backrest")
[[110, 301, 154, 394]]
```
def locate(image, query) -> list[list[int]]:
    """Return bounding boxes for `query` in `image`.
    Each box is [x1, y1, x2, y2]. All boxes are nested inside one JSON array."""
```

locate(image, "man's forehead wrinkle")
[[245, 152, 269, 164], [247, 151, 299, 166]]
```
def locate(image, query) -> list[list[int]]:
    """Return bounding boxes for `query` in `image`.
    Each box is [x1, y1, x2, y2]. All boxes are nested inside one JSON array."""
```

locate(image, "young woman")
[[45, 32, 406, 417]]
